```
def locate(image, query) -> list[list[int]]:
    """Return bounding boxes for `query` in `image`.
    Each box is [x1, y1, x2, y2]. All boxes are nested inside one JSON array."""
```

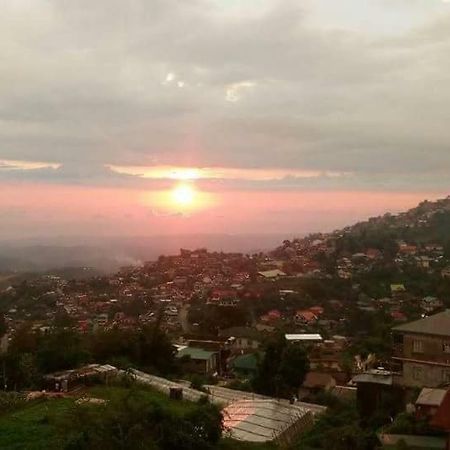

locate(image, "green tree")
[[278, 344, 309, 395], [253, 335, 309, 398]]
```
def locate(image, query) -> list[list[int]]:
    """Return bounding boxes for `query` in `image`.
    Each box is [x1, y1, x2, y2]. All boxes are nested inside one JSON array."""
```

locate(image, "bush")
[[0, 391, 27, 415]]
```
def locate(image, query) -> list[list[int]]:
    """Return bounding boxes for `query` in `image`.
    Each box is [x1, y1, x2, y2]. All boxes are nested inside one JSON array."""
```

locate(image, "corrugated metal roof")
[[285, 334, 323, 341], [353, 370, 393, 386], [223, 399, 313, 443], [393, 310, 450, 337], [258, 269, 286, 278], [206, 385, 326, 415], [416, 388, 447, 407]]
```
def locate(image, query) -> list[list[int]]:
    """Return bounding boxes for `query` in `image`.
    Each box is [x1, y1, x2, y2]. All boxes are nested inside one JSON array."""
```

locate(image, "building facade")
[[393, 310, 450, 388]]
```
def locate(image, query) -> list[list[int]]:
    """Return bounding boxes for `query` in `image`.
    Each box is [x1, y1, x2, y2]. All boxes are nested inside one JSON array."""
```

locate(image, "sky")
[[1, 0, 450, 240]]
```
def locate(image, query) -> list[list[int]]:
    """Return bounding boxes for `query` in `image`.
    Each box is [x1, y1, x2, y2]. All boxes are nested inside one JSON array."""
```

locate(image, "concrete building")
[[393, 310, 450, 387]]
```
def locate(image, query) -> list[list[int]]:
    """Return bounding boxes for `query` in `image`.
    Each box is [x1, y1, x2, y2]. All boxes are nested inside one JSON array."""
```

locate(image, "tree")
[[278, 344, 309, 395], [252, 334, 285, 396], [37, 328, 90, 373], [253, 335, 309, 398]]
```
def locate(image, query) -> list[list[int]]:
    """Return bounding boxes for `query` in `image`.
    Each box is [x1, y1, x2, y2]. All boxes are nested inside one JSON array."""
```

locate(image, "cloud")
[[0, 0, 449, 192], [107, 164, 349, 181], [226, 81, 256, 102], [0, 159, 61, 171]]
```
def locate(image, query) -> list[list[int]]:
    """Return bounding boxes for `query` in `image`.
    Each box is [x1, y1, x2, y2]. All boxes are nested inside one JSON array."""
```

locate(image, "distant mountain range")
[[0, 234, 291, 274]]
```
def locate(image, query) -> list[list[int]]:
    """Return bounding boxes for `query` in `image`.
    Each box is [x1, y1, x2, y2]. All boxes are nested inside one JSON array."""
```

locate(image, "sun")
[[142, 181, 215, 213], [171, 183, 196, 207]]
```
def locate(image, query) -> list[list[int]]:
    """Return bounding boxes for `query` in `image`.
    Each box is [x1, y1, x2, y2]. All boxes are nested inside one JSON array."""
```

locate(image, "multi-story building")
[[393, 310, 450, 387]]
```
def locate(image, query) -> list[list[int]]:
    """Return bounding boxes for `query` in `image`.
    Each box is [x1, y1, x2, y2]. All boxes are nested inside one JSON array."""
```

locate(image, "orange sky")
[[1, 182, 447, 239]]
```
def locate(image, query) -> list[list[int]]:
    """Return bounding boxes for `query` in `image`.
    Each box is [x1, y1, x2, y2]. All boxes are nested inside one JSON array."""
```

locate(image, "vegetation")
[[62, 388, 223, 450], [0, 385, 273, 450], [0, 323, 177, 391], [294, 399, 377, 450], [252, 334, 309, 398]]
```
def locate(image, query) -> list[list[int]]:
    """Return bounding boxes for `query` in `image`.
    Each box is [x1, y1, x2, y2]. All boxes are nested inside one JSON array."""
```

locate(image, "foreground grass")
[[88, 384, 198, 415], [219, 438, 276, 450], [0, 397, 72, 450], [0, 385, 275, 450]]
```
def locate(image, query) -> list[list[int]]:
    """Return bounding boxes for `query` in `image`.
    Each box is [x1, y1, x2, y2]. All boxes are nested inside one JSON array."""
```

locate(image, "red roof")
[[268, 309, 281, 319], [391, 311, 407, 322], [296, 310, 318, 322]]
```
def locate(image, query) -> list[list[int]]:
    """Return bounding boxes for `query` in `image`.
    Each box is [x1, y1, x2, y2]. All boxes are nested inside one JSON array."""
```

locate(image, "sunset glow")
[[171, 183, 196, 207], [1, 0, 450, 241]]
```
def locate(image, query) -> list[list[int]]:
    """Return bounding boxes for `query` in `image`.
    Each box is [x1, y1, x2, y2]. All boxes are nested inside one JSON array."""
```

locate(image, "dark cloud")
[[1, 0, 450, 190]]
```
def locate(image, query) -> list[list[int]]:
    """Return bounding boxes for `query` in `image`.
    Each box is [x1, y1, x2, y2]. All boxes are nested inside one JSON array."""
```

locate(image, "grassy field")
[[0, 386, 275, 450], [0, 397, 72, 450]]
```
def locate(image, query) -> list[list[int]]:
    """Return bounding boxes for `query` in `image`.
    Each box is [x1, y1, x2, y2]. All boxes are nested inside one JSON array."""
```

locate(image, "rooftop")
[[353, 369, 394, 386], [257, 269, 286, 279], [416, 388, 447, 407], [285, 334, 323, 342], [223, 399, 313, 443], [393, 310, 450, 337], [176, 347, 217, 361]]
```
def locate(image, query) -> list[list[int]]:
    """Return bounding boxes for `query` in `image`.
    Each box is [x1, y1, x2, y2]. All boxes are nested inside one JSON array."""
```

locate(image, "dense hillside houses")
[[2, 196, 450, 449]]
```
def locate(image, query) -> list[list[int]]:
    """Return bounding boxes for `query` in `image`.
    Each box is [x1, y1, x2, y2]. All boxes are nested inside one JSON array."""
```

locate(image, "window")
[[412, 366, 423, 381], [442, 370, 450, 383], [412, 340, 423, 353], [443, 343, 450, 354]]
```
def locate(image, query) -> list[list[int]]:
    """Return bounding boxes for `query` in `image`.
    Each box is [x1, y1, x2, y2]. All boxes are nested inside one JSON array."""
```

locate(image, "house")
[[352, 369, 405, 422], [421, 296, 443, 313], [398, 244, 418, 256], [299, 372, 336, 398], [366, 248, 382, 260], [390, 311, 407, 322], [392, 310, 450, 387], [208, 289, 239, 306], [176, 346, 218, 375], [230, 352, 261, 377], [390, 284, 406, 297], [308, 338, 347, 373], [219, 327, 263, 352], [416, 256, 431, 269], [260, 309, 282, 323], [414, 387, 450, 433], [309, 306, 324, 316], [285, 334, 323, 343], [257, 269, 286, 280], [44, 364, 118, 392], [295, 310, 318, 325]]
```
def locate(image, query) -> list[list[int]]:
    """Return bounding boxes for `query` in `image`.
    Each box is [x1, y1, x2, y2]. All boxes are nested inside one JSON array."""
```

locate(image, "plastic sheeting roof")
[[223, 399, 312, 442]]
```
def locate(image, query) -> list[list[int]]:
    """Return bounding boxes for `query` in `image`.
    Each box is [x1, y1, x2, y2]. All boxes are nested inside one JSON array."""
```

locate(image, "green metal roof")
[[231, 353, 263, 371], [176, 347, 217, 361]]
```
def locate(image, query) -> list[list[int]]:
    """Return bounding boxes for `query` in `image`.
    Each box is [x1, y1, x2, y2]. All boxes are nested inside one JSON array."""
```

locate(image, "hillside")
[[335, 196, 450, 255], [272, 196, 450, 260]]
